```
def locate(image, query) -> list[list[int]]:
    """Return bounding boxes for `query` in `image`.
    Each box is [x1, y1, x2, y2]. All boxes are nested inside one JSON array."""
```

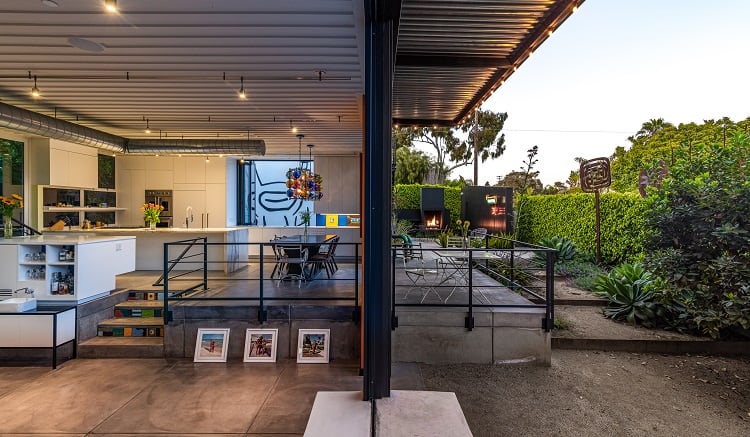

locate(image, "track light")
[[31, 75, 41, 98], [239, 157, 246, 164], [205, 156, 210, 163], [238, 76, 247, 100], [104, 0, 118, 13], [144, 118, 151, 134]]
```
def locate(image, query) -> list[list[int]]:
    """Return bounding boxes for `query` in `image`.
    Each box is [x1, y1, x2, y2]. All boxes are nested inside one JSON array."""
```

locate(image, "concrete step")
[[78, 337, 164, 358], [126, 290, 164, 301], [114, 300, 164, 318], [97, 317, 164, 337]]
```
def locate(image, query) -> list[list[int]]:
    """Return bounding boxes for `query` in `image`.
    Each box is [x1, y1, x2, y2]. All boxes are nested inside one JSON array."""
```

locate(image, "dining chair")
[[277, 244, 308, 287], [310, 236, 340, 278]]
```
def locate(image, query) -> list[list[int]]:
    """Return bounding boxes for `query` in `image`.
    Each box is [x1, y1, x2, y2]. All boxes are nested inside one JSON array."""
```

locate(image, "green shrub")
[[393, 184, 461, 226], [592, 262, 658, 325], [556, 257, 606, 291], [644, 133, 750, 338], [393, 219, 412, 236], [516, 193, 647, 264]]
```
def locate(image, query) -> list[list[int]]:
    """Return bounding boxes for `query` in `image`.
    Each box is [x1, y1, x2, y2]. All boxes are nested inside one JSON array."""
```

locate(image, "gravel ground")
[[420, 350, 750, 437]]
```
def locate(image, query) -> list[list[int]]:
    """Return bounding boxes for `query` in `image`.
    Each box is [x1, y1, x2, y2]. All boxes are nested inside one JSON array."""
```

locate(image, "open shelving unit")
[[36, 185, 125, 230]]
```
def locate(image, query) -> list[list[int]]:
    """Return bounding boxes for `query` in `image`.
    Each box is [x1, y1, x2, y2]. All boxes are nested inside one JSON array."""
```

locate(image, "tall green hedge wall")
[[517, 193, 647, 264], [394, 184, 462, 226]]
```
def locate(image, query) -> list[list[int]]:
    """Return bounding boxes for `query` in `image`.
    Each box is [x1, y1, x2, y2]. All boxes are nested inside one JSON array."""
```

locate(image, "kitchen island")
[[0, 235, 136, 303], [47, 227, 249, 273]]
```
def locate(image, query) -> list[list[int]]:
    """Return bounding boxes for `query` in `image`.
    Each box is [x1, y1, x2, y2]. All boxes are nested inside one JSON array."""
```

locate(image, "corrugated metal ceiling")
[[0, 0, 580, 154]]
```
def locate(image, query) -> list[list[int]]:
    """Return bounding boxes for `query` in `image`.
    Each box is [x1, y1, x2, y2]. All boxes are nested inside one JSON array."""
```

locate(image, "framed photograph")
[[193, 328, 230, 362], [243, 329, 278, 362], [297, 329, 330, 363]]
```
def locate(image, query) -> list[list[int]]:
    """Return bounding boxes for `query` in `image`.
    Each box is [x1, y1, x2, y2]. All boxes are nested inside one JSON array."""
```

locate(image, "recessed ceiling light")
[[41, 0, 59, 7], [68, 37, 105, 53], [104, 0, 118, 13]]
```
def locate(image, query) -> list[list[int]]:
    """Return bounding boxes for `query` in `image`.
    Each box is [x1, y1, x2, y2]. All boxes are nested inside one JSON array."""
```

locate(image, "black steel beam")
[[363, 0, 397, 401]]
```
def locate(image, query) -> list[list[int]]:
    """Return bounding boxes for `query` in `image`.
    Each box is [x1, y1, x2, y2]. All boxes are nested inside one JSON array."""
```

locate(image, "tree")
[[393, 146, 431, 184], [393, 109, 508, 184], [460, 109, 508, 183], [496, 171, 543, 194], [610, 117, 750, 192]]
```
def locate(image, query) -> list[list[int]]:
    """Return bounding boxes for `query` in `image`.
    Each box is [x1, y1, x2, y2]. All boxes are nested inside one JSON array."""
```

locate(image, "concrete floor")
[[0, 358, 425, 436]]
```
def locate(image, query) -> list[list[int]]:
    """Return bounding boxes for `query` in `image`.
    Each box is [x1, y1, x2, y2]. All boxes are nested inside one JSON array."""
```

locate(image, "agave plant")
[[592, 262, 658, 325], [535, 236, 577, 264]]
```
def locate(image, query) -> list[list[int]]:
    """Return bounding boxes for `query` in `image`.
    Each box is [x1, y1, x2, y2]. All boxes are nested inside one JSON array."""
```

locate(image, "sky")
[[443, 0, 750, 186]]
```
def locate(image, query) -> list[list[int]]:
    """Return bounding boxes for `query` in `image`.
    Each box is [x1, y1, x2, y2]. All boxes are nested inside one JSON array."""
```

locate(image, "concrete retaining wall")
[[392, 307, 551, 366], [164, 304, 360, 361]]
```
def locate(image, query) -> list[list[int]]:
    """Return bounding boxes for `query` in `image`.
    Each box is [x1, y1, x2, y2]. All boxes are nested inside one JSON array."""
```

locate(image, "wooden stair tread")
[[98, 317, 164, 327], [79, 337, 163, 346], [115, 301, 163, 309]]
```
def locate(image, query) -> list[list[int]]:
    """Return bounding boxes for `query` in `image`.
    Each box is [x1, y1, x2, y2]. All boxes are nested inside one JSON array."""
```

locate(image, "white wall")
[[312, 155, 360, 214]]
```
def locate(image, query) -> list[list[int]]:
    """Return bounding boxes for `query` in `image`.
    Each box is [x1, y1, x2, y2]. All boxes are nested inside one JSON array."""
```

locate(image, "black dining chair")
[[309, 236, 340, 278]]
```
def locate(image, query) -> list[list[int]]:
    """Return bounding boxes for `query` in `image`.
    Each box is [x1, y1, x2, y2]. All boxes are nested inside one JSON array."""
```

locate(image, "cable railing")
[[160, 240, 361, 325], [391, 233, 556, 332]]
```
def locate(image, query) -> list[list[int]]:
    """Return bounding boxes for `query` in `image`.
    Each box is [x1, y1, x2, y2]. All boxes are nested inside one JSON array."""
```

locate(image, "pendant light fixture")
[[238, 76, 247, 100], [286, 134, 323, 201], [30, 75, 41, 98], [144, 118, 151, 134]]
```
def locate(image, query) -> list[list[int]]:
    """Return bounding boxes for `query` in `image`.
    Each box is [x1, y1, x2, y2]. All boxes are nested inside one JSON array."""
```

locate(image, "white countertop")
[[0, 234, 135, 245]]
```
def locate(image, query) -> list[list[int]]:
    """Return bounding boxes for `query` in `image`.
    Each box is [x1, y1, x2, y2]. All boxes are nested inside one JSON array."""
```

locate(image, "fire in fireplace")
[[423, 210, 442, 229]]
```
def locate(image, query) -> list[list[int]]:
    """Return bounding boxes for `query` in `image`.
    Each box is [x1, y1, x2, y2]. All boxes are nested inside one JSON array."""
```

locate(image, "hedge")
[[516, 192, 647, 264], [393, 184, 462, 226]]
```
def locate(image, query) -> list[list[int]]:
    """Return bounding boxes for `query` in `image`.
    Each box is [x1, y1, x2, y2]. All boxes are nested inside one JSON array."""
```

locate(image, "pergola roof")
[[394, 0, 580, 126], [0, 0, 581, 154]]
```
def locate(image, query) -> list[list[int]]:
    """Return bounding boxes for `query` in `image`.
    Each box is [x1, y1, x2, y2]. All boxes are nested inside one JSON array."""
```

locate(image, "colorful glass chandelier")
[[286, 134, 323, 200]]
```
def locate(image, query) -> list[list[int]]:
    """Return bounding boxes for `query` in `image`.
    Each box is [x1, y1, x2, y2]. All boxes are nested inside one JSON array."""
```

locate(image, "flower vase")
[[149, 221, 156, 231], [462, 237, 468, 250], [3, 216, 12, 239]]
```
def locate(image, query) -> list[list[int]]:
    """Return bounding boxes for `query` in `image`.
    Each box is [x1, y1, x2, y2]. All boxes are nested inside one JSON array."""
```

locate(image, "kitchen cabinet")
[[0, 236, 136, 303], [173, 185, 226, 228]]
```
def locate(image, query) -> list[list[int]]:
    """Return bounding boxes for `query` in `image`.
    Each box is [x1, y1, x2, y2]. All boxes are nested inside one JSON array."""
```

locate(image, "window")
[[0, 138, 25, 216]]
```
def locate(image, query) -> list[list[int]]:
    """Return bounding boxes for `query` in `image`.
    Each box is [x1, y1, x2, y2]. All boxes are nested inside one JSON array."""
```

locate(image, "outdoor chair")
[[392, 233, 423, 267]]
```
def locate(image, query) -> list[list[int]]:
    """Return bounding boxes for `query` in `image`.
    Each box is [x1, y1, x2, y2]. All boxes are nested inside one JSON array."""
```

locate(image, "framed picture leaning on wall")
[[297, 329, 330, 363], [243, 329, 278, 362], [194, 328, 230, 363]]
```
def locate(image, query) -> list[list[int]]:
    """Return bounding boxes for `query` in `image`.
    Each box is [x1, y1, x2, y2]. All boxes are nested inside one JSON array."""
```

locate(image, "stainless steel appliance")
[[144, 190, 173, 227]]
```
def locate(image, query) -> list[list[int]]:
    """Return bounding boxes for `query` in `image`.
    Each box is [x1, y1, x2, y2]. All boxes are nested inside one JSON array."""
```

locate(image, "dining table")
[[273, 234, 338, 280]]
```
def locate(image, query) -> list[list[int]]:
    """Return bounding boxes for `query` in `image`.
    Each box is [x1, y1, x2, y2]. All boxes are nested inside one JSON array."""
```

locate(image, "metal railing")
[[391, 233, 556, 332], [160, 240, 361, 325]]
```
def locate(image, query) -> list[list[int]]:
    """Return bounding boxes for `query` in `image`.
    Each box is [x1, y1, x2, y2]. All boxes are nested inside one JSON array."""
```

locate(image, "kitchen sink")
[[0, 298, 37, 312]]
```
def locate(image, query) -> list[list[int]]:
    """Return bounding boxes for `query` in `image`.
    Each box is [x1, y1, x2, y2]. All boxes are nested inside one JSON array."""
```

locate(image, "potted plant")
[[300, 207, 312, 237]]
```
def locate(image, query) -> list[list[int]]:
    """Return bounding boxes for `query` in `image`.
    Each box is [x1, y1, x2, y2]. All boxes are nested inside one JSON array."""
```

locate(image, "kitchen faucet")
[[185, 206, 194, 228], [13, 287, 34, 298]]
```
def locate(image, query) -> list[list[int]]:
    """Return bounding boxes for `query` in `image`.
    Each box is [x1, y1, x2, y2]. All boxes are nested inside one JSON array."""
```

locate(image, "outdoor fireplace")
[[420, 187, 447, 231]]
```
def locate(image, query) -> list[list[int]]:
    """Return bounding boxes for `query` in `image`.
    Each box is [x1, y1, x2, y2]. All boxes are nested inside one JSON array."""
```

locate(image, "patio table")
[[433, 250, 501, 303]]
